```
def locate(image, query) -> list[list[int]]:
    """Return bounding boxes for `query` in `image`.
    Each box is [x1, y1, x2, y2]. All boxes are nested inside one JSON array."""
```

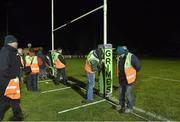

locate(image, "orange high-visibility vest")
[[25, 56, 40, 74], [124, 53, 136, 84], [84, 50, 99, 73], [4, 77, 20, 99], [53, 52, 65, 69], [55, 59, 65, 69], [84, 60, 94, 73]]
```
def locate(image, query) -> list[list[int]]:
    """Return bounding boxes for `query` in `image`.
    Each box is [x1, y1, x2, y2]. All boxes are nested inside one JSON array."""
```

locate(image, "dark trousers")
[[0, 96, 23, 121], [119, 84, 126, 108], [119, 83, 134, 109], [55, 68, 67, 84], [27, 74, 38, 91]]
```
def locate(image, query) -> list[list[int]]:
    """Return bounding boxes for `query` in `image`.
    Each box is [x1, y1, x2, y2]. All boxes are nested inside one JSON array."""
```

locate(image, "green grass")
[[3, 58, 180, 121], [135, 58, 180, 120]]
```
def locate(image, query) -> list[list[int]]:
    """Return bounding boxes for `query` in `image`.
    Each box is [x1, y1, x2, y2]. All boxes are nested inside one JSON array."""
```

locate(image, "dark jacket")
[[17, 53, 25, 68], [0, 45, 20, 96], [118, 52, 141, 85], [91, 50, 100, 72]]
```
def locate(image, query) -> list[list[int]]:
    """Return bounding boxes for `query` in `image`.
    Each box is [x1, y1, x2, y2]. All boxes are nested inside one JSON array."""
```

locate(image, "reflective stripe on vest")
[[124, 53, 136, 84], [4, 77, 20, 99], [31, 63, 40, 73], [25, 56, 39, 74], [84, 50, 99, 73]]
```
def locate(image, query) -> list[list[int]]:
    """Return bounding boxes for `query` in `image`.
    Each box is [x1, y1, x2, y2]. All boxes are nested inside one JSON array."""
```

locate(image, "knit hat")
[[95, 48, 103, 59], [115, 46, 126, 55], [4, 35, 18, 45]]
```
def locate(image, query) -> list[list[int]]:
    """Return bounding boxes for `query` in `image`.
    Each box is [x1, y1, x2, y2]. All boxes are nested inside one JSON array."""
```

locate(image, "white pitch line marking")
[[41, 87, 71, 94], [150, 76, 180, 83], [68, 81, 170, 121], [131, 111, 150, 121], [41, 79, 170, 121], [108, 100, 170, 121], [39, 79, 52, 83], [106, 100, 150, 121], [58, 99, 106, 114], [133, 106, 170, 121]]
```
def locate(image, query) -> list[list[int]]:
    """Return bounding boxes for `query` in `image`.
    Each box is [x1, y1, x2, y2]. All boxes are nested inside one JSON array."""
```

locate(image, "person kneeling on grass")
[[116, 46, 141, 113]]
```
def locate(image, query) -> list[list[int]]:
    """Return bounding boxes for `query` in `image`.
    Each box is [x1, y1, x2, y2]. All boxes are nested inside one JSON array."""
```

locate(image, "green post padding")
[[97, 44, 113, 97], [104, 44, 113, 97], [97, 63, 105, 97]]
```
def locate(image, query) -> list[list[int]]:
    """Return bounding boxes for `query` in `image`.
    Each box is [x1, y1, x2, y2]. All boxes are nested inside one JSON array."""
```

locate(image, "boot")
[[12, 111, 24, 121]]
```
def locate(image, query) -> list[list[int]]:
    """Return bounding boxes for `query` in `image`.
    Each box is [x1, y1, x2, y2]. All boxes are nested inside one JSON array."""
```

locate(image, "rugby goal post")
[[51, 0, 108, 50]]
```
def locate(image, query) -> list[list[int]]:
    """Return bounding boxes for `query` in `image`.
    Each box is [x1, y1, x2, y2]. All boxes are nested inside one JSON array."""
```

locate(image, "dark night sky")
[[0, 0, 180, 56]]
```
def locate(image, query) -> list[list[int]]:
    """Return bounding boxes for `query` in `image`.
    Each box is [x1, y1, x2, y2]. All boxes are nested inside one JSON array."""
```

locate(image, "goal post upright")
[[51, 0, 113, 98], [99, 0, 113, 98], [51, 0, 107, 49], [103, 0, 107, 45], [51, 0, 54, 51]]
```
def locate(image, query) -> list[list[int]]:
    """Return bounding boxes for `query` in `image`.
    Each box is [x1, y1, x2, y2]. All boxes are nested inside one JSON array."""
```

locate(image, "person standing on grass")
[[0, 35, 24, 121], [82, 48, 103, 103], [37, 49, 47, 80], [25, 49, 40, 92], [116, 46, 141, 113]]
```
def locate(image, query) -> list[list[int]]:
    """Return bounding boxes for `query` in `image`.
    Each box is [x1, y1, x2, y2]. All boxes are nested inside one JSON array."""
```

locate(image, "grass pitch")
[[3, 58, 180, 121]]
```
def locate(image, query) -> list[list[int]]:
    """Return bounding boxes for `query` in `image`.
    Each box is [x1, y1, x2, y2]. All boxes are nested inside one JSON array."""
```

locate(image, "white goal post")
[[51, 0, 108, 50]]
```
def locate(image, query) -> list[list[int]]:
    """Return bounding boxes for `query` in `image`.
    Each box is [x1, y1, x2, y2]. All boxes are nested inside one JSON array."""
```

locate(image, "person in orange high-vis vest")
[[116, 46, 141, 113], [53, 48, 67, 85], [0, 35, 24, 121], [25, 48, 40, 91], [82, 48, 103, 103]]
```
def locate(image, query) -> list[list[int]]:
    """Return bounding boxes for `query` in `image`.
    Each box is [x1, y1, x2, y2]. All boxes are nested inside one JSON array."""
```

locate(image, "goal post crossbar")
[[53, 5, 103, 32]]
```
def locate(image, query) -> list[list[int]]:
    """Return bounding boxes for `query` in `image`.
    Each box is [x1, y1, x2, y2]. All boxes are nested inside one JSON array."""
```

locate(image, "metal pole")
[[53, 5, 103, 32], [51, 0, 54, 50], [104, 0, 107, 44]]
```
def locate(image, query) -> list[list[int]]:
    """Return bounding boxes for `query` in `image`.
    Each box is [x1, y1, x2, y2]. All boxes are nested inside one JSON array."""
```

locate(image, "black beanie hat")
[[95, 48, 103, 59], [4, 35, 18, 45]]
